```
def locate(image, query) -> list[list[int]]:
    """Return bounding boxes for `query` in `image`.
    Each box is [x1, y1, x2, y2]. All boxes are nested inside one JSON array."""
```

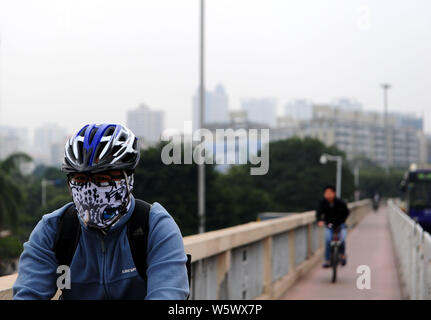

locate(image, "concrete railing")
[[0, 274, 17, 300], [388, 200, 431, 300], [0, 199, 371, 300]]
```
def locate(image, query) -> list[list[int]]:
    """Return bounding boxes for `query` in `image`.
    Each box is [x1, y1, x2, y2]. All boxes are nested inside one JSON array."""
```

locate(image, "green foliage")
[[133, 142, 202, 235], [9, 165, 70, 244], [132, 142, 271, 235], [240, 137, 355, 212], [348, 156, 406, 198], [207, 165, 274, 230], [0, 153, 33, 231], [0, 235, 23, 276], [132, 138, 356, 235], [358, 167, 405, 198], [0, 236, 23, 259]]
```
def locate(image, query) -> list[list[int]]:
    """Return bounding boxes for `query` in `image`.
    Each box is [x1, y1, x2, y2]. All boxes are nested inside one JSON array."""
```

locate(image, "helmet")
[[62, 123, 140, 173]]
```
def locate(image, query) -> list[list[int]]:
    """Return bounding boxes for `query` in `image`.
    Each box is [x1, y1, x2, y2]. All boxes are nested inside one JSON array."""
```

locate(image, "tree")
[[246, 137, 355, 213], [358, 167, 405, 198], [133, 142, 203, 235], [0, 153, 32, 231], [132, 138, 356, 235], [133, 142, 275, 234], [0, 235, 22, 276], [210, 165, 275, 227]]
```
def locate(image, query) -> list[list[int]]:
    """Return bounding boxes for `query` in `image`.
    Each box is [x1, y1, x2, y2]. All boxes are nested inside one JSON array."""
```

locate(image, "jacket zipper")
[[99, 235, 110, 299]]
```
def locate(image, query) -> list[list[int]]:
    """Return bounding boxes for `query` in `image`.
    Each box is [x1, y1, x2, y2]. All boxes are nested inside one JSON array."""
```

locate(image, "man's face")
[[324, 188, 336, 202]]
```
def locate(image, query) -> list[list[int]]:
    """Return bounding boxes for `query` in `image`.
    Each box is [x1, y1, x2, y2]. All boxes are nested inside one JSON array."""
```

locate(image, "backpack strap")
[[128, 200, 192, 297], [53, 204, 81, 267], [186, 254, 192, 289], [127, 199, 151, 283]]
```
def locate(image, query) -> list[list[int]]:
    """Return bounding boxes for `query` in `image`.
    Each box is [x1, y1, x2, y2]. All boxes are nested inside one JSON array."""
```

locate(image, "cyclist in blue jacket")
[[13, 123, 189, 300]]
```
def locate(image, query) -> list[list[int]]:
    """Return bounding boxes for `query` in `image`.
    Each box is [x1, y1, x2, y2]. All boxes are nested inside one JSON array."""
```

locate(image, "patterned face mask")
[[69, 174, 134, 230]]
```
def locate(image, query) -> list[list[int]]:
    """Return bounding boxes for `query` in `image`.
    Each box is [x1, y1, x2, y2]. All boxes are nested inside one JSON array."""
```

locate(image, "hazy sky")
[[0, 0, 430, 138]]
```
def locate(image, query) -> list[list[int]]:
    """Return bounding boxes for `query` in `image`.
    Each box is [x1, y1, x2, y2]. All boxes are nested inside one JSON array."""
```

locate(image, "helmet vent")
[[121, 152, 134, 163], [77, 141, 84, 163], [111, 145, 122, 156], [105, 126, 115, 136], [88, 127, 98, 145]]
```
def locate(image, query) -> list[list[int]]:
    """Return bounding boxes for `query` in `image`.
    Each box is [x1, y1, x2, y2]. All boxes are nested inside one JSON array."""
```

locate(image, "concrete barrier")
[[388, 200, 431, 299], [0, 199, 371, 300]]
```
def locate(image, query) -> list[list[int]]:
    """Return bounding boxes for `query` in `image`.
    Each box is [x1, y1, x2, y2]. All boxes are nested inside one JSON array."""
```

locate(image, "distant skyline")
[[0, 0, 430, 137]]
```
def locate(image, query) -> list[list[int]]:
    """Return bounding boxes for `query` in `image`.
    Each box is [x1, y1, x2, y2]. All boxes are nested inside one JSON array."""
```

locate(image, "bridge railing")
[[0, 199, 371, 300], [388, 200, 431, 300]]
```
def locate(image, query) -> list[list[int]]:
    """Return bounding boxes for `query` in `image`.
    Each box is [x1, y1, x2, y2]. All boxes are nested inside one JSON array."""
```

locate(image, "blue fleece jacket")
[[13, 196, 189, 300]]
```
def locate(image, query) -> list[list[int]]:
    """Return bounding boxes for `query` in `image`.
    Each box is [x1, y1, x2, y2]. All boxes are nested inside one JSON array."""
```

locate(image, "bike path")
[[282, 206, 402, 300]]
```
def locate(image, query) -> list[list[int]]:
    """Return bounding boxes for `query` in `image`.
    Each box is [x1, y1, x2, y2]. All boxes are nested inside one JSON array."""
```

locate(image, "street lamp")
[[197, 0, 206, 234], [41, 178, 55, 207], [381, 83, 391, 175], [354, 166, 360, 201], [320, 153, 343, 198]]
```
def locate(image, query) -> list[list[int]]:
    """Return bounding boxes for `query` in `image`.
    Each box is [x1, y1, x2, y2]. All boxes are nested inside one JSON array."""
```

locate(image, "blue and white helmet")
[[62, 123, 140, 173]]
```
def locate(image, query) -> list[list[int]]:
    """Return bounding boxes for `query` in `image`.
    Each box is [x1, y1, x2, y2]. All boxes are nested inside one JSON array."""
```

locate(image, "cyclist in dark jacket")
[[316, 185, 350, 268]]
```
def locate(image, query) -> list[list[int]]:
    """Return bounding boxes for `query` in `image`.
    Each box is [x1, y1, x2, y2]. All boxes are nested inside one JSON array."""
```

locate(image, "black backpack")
[[53, 199, 192, 297]]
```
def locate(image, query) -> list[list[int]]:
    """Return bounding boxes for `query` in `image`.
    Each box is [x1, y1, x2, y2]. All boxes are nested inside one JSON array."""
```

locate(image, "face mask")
[[70, 174, 134, 230]]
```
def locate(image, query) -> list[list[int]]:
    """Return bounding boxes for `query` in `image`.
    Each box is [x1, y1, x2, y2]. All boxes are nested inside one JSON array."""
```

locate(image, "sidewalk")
[[282, 206, 402, 299]]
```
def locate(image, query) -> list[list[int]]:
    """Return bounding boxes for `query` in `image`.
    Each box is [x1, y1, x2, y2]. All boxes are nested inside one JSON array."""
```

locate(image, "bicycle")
[[328, 223, 343, 283], [372, 199, 379, 213]]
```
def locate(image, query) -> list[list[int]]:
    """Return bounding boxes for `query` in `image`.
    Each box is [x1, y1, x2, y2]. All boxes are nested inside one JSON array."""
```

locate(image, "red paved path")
[[282, 206, 402, 300]]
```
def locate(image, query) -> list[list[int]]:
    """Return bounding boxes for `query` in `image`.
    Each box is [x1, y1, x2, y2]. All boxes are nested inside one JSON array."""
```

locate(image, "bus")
[[400, 165, 431, 232]]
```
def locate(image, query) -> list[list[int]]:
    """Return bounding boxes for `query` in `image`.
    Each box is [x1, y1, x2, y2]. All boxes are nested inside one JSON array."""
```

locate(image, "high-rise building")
[[390, 112, 423, 131], [330, 97, 363, 112], [241, 98, 276, 128], [50, 142, 66, 167], [193, 84, 229, 130], [273, 104, 424, 167], [284, 99, 313, 121], [126, 104, 164, 147], [33, 124, 67, 165], [34, 124, 67, 153], [425, 134, 431, 164], [0, 126, 29, 160], [305, 105, 422, 167]]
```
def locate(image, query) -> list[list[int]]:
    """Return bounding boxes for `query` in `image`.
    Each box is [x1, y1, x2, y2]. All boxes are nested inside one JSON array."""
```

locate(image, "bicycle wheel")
[[331, 246, 338, 283]]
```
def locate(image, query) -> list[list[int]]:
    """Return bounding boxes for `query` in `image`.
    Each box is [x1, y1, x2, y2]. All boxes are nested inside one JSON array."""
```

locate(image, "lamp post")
[[198, 0, 206, 234], [354, 166, 360, 201], [320, 153, 343, 198], [41, 178, 55, 207], [381, 83, 391, 175]]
